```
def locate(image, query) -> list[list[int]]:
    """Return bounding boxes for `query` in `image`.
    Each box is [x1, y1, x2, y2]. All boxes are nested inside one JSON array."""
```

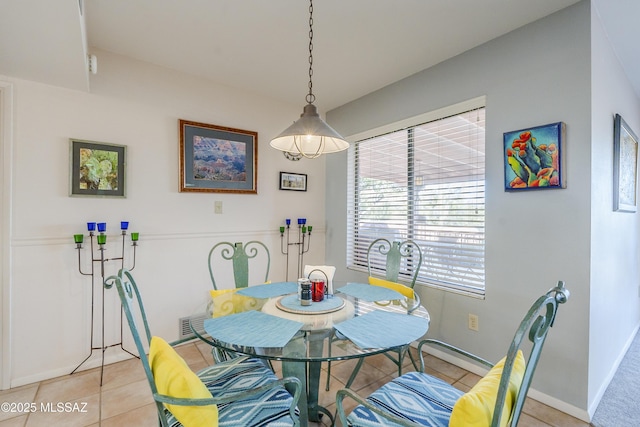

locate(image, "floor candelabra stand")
[[71, 221, 140, 385], [279, 218, 312, 280]]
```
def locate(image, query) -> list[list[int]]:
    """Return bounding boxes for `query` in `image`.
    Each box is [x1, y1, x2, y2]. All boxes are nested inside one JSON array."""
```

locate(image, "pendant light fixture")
[[270, 0, 349, 159]]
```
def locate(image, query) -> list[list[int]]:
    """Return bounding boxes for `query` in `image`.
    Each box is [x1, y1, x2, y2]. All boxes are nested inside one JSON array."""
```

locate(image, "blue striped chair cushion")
[[347, 372, 464, 427], [164, 356, 298, 427]]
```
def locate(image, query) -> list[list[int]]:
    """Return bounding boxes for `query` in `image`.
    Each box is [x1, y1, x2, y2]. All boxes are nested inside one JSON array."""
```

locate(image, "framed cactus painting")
[[503, 122, 566, 191], [69, 139, 126, 197]]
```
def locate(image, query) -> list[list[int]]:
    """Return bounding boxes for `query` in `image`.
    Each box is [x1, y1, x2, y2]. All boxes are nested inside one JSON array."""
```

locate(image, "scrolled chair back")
[[208, 240, 270, 290], [367, 238, 423, 288], [492, 280, 570, 426], [103, 269, 167, 422]]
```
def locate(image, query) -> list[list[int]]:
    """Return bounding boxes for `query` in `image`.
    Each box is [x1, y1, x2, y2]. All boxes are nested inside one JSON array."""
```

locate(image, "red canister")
[[311, 279, 325, 302]]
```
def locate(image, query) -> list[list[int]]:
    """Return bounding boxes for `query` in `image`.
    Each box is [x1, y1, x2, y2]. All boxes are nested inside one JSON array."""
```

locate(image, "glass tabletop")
[[190, 282, 430, 363]]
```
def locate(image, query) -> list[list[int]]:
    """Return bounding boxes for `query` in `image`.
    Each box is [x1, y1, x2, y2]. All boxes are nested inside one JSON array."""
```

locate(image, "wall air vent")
[[179, 313, 208, 341]]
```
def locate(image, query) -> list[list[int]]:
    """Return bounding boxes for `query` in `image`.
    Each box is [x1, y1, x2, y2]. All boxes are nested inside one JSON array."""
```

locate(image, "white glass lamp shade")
[[270, 103, 349, 158]]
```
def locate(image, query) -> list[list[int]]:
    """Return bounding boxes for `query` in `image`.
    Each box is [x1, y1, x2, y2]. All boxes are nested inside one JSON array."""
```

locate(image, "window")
[[347, 99, 485, 296]]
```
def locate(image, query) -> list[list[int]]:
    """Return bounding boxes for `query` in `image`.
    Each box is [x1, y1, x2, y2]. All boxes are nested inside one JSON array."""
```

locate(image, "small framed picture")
[[69, 139, 126, 197], [613, 113, 638, 212], [279, 172, 307, 191], [179, 119, 258, 194]]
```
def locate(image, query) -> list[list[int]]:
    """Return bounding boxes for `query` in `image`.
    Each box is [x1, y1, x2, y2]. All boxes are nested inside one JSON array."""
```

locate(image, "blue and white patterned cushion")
[[347, 372, 464, 427], [164, 356, 298, 427]]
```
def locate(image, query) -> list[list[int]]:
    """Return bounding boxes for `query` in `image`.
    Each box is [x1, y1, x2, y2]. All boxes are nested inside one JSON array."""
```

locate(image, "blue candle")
[[298, 218, 303, 225], [97, 222, 106, 232], [302, 218, 307, 225], [120, 221, 129, 230], [286, 218, 291, 225], [87, 222, 96, 232]]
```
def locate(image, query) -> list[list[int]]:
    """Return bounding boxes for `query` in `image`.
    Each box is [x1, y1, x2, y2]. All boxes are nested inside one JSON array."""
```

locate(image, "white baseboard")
[[586, 323, 640, 419], [10, 351, 135, 389]]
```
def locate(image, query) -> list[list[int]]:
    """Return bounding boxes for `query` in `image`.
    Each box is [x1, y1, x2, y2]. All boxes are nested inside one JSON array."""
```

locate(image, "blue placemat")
[[337, 282, 403, 302], [203, 310, 303, 348], [277, 294, 345, 313], [334, 310, 429, 349], [236, 281, 297, 299]]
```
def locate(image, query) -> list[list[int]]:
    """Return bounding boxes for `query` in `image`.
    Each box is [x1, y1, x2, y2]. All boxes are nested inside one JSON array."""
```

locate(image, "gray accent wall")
[[325, 0, 640, 418]]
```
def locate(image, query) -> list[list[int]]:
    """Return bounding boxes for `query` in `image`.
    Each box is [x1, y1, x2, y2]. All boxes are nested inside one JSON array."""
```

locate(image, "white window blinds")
[[347, 105, 486, 295]]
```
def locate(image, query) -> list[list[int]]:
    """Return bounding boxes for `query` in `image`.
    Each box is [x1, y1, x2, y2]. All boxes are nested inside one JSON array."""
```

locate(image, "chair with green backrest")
[[208, 241, 270, 290], [105, 269, 301, 427], [207, 241, 271, 362], [367, 238, 422, 288], [366, 238, 424, 374], [327, 239, 424, 392], [336, 281, 570, 427]]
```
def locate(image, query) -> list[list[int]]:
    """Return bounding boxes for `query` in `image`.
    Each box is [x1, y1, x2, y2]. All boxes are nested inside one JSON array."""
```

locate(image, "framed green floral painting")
[[69, 139, 126, 197]]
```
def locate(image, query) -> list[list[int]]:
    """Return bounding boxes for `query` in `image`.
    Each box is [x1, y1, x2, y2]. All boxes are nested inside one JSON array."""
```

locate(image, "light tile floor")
[[0, 341, 589, 426]]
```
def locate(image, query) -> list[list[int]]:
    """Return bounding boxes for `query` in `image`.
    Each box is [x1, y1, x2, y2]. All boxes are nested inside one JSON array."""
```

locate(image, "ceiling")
[[0, 0, 638, 111]]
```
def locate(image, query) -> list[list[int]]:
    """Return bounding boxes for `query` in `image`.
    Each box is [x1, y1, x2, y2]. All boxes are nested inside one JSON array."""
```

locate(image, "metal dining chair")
[[208, 240, 270, 290], [367, 238, 423, 289], [208, 241, 271, 362], [105, 268, 301, 427], [336, 281, 570, 427], [366, 238, 423, 373], [324, 239, 424, 391]]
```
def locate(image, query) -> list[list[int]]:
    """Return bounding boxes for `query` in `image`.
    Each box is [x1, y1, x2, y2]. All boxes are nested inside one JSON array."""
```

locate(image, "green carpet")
[[591, 329, 640, 426]]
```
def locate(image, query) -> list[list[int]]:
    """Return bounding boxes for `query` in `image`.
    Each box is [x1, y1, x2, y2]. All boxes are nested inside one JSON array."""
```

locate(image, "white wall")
[[326, 1, 593, 419], [588, 3, 640, 415], [2, 50, 329, 387]]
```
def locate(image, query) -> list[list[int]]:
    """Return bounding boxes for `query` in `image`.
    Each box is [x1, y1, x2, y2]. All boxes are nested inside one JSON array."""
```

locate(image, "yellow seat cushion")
[[449, 350, 526, 427], [209, 289, 265, 317], [149, 336, 218, 427], [368, 276, 415, 299]]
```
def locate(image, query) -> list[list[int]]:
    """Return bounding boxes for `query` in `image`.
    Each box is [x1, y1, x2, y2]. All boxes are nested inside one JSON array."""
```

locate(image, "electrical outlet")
[[214, 201, 223, 214], [468, 313, 479, 331]]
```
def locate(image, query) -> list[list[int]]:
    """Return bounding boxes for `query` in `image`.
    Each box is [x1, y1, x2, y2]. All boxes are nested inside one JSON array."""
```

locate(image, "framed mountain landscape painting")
[[179, 120, 257, 194]]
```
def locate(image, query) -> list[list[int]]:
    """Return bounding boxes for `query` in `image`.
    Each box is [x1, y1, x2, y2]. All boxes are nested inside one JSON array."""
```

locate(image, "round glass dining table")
[[190, 282, 430, 427]]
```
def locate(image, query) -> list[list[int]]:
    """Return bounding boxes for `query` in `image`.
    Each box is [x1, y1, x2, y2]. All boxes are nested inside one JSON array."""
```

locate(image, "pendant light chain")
[[269, 0, 349, 158], [306, 0, 315, 105]]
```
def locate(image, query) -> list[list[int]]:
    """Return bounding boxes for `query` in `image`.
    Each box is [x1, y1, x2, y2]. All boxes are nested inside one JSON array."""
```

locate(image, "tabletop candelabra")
[[71, 221, 139, 385], [279, 218, 312, 280]]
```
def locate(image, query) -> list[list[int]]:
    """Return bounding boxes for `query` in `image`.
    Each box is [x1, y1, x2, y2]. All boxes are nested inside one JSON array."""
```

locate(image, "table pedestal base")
[[282, 333, 335, 427]]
